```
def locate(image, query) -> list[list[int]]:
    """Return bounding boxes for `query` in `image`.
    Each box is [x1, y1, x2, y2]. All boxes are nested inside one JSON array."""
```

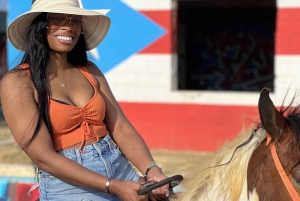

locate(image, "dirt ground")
[[0, 121, 213, 188]]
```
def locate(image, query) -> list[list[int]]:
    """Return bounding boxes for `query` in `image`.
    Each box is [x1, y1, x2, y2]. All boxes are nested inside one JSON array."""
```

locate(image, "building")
[[1, 0, 300, 199], [4, 0, 300, 152]]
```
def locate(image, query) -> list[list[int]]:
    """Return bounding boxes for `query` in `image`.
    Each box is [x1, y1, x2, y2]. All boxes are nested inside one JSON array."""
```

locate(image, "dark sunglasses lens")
[[47, 13, 85, 33], [48, 13, 66, 26], [70, 15, 84, 33]]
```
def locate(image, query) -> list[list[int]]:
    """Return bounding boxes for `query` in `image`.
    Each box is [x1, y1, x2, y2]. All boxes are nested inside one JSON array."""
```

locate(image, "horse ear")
[[258, 88, 285, 139]]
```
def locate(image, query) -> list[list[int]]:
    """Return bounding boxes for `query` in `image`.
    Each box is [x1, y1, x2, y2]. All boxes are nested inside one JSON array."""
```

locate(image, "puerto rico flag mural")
[[3, 0, 300, 200], [6, 0, 300, 153]]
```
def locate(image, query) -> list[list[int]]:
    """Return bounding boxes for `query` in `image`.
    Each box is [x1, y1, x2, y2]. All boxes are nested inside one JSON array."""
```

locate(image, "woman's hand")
[[148, 189, 170, 201], [109, 180, 148, 201], [147, 171, 170, 198], [146, 165, 170, 196]]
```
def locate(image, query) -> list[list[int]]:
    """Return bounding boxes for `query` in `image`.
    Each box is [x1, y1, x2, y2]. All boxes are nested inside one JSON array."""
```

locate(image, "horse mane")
[[175, 92, 300, 201], [177, 125, 267, 201], [279, 94, 300, 151]]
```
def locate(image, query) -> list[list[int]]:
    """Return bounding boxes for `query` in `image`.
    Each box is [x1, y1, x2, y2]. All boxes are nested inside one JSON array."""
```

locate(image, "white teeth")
[[56, 36, 72, 41]]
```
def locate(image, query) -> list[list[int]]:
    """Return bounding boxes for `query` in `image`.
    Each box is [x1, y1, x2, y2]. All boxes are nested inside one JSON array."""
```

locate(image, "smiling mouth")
[[56, 35, 73, 41]]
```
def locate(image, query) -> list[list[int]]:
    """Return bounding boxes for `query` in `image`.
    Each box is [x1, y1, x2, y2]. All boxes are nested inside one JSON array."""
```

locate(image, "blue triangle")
[[7, 0, 166, 74], [82, 0, 166, 73]]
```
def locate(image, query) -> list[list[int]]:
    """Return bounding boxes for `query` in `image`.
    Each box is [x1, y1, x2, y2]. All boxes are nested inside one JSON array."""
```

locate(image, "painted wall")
[[6, 0, 300, 152], [3, 0, 300, 199], [104, 0, 300, 152]]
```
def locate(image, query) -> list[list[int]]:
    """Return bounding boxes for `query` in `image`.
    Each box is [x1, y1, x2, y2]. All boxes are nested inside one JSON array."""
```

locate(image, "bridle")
[[267, 134, 300, 201]]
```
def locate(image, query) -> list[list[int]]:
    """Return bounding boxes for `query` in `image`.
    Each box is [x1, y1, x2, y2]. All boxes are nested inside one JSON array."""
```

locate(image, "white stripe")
[[277, 0, 300, 8], [105, 54, 300, 106], [274, 55, 300, 103], [121, 0, 172, 10]]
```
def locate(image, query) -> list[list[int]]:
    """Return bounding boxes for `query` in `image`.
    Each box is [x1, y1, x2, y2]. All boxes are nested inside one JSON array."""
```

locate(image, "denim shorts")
[[38, 134, 140, 201]]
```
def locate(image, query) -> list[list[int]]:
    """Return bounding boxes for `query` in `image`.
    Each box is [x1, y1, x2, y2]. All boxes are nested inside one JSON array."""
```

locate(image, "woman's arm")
[[0, 70, 147, 201], [86, 63, 168, 192]]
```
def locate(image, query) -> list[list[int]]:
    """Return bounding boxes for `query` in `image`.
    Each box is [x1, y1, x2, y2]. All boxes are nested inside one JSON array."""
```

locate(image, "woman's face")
[[46, 13, 86, 53]]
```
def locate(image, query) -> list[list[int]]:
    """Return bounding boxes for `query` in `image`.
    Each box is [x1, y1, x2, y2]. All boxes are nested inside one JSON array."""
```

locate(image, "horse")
[[176, 88, 300, 201]]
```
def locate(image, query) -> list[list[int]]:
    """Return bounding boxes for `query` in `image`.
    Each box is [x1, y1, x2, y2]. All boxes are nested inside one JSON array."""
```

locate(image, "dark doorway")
[[0, 12, 7, 80], [177, 0, 276, 91], [0, 11, 7, 121]]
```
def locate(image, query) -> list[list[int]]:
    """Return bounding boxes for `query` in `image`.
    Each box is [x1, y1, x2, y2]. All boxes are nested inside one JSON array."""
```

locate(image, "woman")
[[1, 0, 169, 200]]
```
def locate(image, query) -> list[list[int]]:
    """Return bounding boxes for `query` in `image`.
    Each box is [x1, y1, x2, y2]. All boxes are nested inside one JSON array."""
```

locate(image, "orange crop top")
[[20, 64, 108, 151]]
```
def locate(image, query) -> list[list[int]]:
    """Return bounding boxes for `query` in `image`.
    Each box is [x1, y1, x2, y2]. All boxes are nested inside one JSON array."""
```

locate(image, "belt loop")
[[75, 149, 83, 165], [106, 134, 114, 152]]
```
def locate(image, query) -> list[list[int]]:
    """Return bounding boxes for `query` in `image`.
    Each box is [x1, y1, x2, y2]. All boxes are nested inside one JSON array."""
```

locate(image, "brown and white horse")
[[177, 88, 300, 201]]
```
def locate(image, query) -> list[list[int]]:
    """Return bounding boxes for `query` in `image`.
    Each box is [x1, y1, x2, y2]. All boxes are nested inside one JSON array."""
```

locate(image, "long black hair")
[[16, 12, 88, 149]]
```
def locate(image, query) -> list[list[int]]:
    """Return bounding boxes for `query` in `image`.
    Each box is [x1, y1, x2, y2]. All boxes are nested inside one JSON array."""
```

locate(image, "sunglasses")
[[47, 13, 87, 34]]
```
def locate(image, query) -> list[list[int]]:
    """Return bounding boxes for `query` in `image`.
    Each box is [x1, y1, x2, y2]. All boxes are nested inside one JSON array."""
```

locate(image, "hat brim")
[[7, 8, 110, 51]]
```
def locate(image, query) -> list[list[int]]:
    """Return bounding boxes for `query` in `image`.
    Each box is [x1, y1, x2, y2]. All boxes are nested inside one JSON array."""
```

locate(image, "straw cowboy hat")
[[7, 0, 111, 51]]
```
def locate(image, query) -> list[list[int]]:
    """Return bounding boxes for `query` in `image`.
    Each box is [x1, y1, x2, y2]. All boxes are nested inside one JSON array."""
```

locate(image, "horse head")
[[247, 88, 300, 200], [177, 87, 300, 201]]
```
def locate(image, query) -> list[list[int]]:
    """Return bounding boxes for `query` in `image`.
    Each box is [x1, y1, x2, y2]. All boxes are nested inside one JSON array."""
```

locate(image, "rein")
[[266, 134, 300, 201]]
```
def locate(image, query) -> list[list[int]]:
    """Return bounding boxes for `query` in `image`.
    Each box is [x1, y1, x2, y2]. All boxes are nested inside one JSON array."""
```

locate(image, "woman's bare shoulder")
[[85, 61, 104, 76], [0, 69, 34, 100]]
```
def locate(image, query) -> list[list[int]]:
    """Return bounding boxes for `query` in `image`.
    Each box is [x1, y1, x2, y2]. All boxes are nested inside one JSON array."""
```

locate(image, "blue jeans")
[[38, 134, 140, 201]]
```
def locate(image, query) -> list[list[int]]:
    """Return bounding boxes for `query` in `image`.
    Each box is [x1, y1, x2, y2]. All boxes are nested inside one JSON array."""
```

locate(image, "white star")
[[89, 49, 100, 60], [78, 0, 83, 8], [78, 0, 110, 61]]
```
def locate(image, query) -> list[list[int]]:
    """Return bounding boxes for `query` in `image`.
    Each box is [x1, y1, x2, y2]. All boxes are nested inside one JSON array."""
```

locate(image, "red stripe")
[[119, 102, 259, 151], [139, 8, 300, 55], [139, 10, 172, 54], [276, 8, 300, 55]]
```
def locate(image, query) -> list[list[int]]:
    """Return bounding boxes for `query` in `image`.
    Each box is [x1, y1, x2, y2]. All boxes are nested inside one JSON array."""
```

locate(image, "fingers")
[[115, 181, 149, 201], [165, 189, 170, 197], [149, 191, 169, 201], [139, 194, 148, 201], [148, 192, 157, 201], [153, 176, 169, 196]]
